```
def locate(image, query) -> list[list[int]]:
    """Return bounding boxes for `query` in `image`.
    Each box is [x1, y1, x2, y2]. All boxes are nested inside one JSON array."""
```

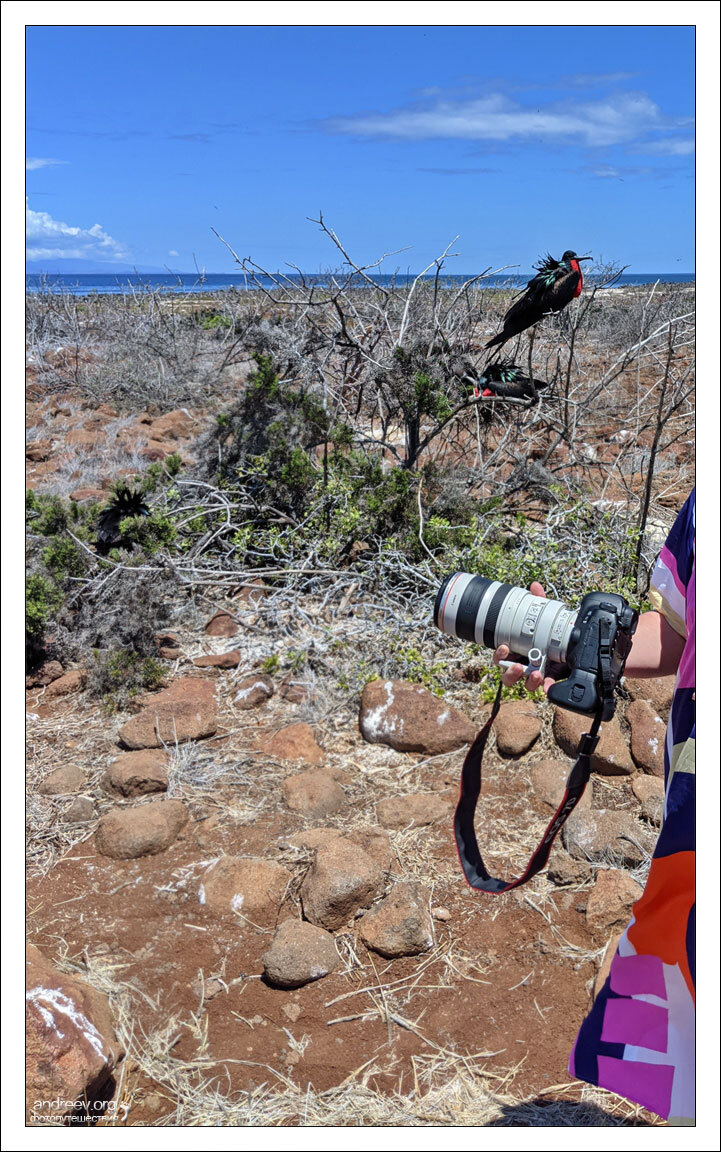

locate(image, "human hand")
[[492, 581, 557, 694]]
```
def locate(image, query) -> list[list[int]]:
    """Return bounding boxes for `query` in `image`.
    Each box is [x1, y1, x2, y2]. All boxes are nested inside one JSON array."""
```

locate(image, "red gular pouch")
[[569, 258, 584, 298]]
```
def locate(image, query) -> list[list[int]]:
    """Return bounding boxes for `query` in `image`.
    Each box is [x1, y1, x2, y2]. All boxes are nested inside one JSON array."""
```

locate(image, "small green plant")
[[118, 510, 177, 554], [26, 574, 63, 641], [390, 643, 447, 693], [201, 313, 232, 330], [262, 653, 280, 674], [92, 649, 167, 713], [477, 662, 545, 704], [42, 536, 86, 581]]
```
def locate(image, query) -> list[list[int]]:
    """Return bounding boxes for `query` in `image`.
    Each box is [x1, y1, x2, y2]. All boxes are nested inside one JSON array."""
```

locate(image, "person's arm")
[[493, 582, 685, 694], [622, 608, 685, 677]]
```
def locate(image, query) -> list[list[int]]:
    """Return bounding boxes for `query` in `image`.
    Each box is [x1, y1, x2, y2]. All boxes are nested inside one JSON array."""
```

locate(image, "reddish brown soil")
[[27, 687, 602, 1124]]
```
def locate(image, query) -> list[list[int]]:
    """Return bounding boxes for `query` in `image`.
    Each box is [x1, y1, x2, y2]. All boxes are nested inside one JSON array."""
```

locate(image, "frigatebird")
[[485, 250, 592, 349], [96, 487, 149, 555], [463, 362, 548, 402]]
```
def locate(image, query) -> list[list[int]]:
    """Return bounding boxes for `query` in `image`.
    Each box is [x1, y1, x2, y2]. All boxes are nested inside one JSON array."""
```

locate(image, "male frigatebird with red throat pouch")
[[462, 361, 548, 403], [485, 250, 591, 349]]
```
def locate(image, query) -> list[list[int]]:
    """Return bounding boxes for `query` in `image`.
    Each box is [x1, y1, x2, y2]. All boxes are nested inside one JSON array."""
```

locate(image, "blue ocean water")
[[26, 271, 695, 297]]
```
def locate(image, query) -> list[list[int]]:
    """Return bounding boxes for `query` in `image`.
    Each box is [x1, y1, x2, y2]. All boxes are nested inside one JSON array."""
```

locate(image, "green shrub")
[[42, 536, 86, 581], [26, 574, 63, 641], [91, 649, 167, 713], [118, 510, 177, 555]]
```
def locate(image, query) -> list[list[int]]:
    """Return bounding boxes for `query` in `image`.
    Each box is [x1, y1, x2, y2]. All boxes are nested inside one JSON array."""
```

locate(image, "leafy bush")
[[26, 574, 64, 642], [90, 649, 167, 713]]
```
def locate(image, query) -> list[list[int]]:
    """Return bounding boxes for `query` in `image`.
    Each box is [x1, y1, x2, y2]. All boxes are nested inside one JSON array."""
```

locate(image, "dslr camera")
[[434, 574, 638, 721]]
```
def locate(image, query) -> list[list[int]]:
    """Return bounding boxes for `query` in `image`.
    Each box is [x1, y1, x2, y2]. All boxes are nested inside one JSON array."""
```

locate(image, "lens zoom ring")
[[482, 583, 512, 648], [455, 577, 493, 642]]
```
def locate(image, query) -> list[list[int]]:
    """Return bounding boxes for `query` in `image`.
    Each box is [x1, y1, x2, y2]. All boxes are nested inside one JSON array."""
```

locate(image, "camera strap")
[[454, 685, 604, 894]]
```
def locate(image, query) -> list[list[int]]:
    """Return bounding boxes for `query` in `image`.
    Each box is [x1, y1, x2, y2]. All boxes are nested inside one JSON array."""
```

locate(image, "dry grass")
[[50, 948, 660, 1127]]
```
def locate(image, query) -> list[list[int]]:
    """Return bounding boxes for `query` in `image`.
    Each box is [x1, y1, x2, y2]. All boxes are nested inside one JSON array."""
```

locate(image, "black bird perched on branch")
[[463, 362, 549, 403], [95, 486, 149, 555], [485, 250, 592, 349]]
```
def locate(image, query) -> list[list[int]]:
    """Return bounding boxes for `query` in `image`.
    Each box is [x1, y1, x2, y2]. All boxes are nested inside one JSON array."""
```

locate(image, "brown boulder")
[[199, 857, 291, 924], [26, 439, 53, 462], [547, 848, 593, 886], [562, 808, 653, 867], [357, 883, 434, 958], [26, 944, 124, 1124], [301, 838, 387, 930], [345, 825, 393, 873], [586, 869, 643, 934], [262, 919, 340, 988], [287, 825, 393, 873], [376, 791, 452, 830], [631, 774, 665, 804], [281, 771, 346, 818], [38, 764, 86, 796], [26, 660, 64, 688], [531, 758, 593, 812], [204, 611, 239, 637], [236, 579, 268, 605], [69, 487, 106, 502], [95, 799, 187, 859], [139, 440, 172, 462], [155, 631, 181, 659], [234, 674, 274, 709], [625, 699, 666, 777], [105, 750, 169, 797], [146, 409, 196, 442], [63, 797, 96, 823], [553, 708, 633, 775], [46, 669, 87, 698], [280, 676, 312, 704], [359, 679, 475, 754], [117, 677, 217, 749], [624, 674, 676, 721], [641, 796, 663, 827], [264, 722, 324, 765], [193, 650, 241, 669], [158, 646, 183, 660], [65, 428, 103, 449], [494, 700, 542, 757]]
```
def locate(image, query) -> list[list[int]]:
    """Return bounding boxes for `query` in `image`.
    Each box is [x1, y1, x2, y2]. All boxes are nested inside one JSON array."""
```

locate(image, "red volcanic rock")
[[204, 611, 239, 638], [95, 798, 187, 859], [264, 722, 324, 765], [26, 944, 124, 1124], [118, 677, 217, 749], [193, 650, 241, 669], [359, 679, 475, 754]]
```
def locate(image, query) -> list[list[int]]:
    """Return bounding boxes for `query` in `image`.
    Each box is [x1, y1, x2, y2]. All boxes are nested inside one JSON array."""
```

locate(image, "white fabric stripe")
[[650, 557, 686, 622]]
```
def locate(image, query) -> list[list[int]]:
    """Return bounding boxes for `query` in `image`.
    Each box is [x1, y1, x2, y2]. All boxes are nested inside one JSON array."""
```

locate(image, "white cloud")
[[325, 91, 692, 150], [26, 199, 129, 262], [168, 249, 179, 257], [26, 157, 68, 171], [636, 137, 695, 156]]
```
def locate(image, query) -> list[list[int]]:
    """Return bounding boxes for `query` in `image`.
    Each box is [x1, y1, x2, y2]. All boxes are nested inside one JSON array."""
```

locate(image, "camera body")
[[546, 592, 637, 720], [434, 575, 638, 720]]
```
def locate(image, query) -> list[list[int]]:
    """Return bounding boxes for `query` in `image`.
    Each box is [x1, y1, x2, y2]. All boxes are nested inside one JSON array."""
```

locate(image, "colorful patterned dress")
[[569, 490, 695, 1123]]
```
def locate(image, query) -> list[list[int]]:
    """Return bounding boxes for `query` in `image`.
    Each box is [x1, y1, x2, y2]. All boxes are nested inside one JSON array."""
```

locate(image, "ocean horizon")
[[26, 270, 696, 297]]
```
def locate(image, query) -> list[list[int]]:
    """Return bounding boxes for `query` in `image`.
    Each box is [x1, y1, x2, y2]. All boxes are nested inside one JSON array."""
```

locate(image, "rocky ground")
[[25, 294, 691, 1125], [26, 538, 672, 1126]]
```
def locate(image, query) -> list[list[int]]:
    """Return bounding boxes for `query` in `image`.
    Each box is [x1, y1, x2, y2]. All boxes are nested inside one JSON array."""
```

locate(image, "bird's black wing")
[[539, 268, 581, 313]]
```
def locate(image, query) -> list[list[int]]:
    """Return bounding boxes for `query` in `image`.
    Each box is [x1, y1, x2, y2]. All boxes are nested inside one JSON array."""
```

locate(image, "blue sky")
[[26, 24, 695, 273]]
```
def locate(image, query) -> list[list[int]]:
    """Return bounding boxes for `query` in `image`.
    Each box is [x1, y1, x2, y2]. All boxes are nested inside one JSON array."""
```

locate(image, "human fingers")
[[492, 644, 526, 687], [529, 581, 546, 598]]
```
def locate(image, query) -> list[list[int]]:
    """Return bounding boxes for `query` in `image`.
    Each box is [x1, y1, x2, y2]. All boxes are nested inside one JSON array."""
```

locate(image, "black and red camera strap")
[[454, 686, 604, 894]]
